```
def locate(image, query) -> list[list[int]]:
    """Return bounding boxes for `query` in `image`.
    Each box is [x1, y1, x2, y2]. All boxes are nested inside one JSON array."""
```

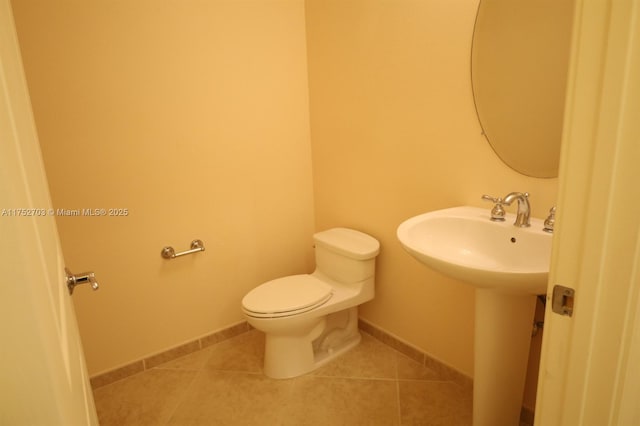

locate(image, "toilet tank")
[[313, 228, 380, 284]]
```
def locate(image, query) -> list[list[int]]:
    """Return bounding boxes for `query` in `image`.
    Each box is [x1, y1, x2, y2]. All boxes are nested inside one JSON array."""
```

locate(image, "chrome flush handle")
[[65, 267, 99, 295]]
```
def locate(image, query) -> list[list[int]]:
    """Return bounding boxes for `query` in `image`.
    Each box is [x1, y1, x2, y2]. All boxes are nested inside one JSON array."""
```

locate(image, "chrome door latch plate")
[[552, 285, 575, 317]]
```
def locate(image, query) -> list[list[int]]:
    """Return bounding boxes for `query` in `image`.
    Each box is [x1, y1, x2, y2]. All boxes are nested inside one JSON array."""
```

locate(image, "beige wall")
[[11, 0, 315, 375], [13, 0, 559, 406], [305, 0, 558, 378]]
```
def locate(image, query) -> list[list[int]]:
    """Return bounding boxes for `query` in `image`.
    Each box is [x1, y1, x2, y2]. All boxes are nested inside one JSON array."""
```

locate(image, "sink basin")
[[397, 206, 552, 294], [398, 205, 554, 425]]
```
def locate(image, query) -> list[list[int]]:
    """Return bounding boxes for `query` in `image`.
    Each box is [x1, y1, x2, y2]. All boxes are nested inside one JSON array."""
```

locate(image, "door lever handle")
[[65, 268, 99, 295]]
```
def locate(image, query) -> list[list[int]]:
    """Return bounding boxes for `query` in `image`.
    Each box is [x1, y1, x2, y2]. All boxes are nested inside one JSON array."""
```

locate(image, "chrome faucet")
[[502, 192, 531, 227]]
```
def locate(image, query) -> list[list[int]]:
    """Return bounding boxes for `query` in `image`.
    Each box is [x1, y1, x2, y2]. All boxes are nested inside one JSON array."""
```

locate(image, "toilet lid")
[[242, 275, 333, 317]]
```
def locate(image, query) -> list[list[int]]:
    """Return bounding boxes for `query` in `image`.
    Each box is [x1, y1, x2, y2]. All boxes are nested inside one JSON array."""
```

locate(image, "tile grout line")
[[359, 318, 473, 389], [394, 343, 403, 425], [163, 368, 207, 426], [276, 373, 299, 426], [396, 378, 402, 425]]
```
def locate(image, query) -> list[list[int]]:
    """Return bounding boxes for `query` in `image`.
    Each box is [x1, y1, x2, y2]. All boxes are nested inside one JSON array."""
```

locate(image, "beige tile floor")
[[93, 330, 473, 425]]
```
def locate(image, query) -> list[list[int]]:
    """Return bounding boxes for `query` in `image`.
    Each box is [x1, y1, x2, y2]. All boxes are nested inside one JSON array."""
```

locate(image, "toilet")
[[241, 227, 380, 379]]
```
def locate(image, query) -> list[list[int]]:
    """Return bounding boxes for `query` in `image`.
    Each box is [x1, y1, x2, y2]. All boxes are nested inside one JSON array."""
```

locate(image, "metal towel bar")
[[161, 239, 205, 259]]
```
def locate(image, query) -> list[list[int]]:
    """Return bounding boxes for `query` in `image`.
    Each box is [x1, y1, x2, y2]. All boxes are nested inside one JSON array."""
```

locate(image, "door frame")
[[535, 0, 640, 424]]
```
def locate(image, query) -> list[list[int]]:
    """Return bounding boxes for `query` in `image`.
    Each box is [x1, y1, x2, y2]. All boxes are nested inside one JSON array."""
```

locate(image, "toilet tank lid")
[[313, 228, 380, 260]]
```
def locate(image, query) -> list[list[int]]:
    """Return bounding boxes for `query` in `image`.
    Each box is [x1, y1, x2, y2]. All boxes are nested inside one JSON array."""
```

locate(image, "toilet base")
[[262, 307, 361, 379], [313, 330, 361, 369]]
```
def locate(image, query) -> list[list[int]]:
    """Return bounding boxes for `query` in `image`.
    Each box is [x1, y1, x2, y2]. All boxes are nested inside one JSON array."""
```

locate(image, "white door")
[[535, 0, 640, 424], [0, 1, 98, 424]]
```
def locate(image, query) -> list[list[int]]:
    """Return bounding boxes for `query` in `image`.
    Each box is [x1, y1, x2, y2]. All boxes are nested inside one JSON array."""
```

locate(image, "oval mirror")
[[471, 1, 575, 178]]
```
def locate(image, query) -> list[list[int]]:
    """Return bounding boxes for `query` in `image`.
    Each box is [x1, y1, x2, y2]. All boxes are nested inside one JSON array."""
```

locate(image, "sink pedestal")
[[474, 290, 536, 426], [396, 206, 552, 425]]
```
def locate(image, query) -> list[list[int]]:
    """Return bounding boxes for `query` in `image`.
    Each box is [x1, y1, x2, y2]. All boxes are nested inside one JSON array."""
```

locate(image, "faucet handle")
[[481, 194, 500, 203], [543, 206, 556, 233], [481, 194, 506, 222]]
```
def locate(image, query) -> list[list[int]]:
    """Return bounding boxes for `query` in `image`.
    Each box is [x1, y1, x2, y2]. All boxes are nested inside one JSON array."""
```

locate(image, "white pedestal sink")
[[397, 206, 552, 426]]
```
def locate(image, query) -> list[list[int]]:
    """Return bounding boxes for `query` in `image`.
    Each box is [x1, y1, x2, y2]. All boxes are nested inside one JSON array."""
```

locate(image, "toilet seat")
[[242, 275, 333, 318]]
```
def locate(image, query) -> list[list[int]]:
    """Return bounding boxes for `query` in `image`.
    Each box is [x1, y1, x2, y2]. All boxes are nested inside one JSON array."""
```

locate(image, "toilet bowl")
[[241, 227, 380, 379]]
